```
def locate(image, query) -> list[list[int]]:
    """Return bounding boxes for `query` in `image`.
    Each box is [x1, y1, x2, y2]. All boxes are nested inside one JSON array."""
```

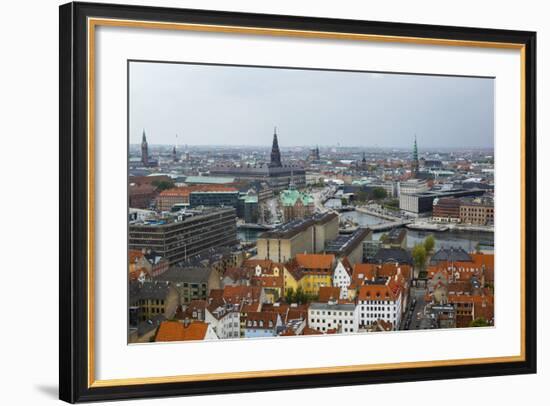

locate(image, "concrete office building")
[[129, 207, 238, 265], [325, 228, 373, 265], [188, 190, 240, 209], [398, 178, 429, 197], [400, 189, 485, 215], [256, 212, 338, 263]]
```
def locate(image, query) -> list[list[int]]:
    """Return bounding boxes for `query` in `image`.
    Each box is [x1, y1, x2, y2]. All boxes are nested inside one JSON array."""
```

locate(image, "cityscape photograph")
[[127, 61, 495, 344]]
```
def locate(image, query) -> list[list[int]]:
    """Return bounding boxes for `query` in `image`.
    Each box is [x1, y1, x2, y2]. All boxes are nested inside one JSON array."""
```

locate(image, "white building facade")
[[205, 305, 241, 339], [357, 285, 403, 330], [332, 260, 352, 299], [308, 301, 359, 334], [398, 179, 429, 197]]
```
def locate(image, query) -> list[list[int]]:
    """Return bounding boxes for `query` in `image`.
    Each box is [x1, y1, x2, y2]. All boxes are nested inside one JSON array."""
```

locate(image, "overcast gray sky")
[[129, 61, 494, 148]]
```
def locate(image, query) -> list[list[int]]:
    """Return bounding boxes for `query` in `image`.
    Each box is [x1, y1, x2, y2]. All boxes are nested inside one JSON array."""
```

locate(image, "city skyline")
[[129, 140, 494, 151], [129, 62, 494, 149]]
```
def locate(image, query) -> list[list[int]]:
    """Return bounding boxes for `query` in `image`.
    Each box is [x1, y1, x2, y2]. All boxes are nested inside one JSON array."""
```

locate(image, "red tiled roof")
[[223, 267, 253, 283], [129, 249, 145, 264], [208, 289, 224, 302], [295, 254, 335, 270], [251, 275, 284, 289], [372, 319, 393, 331], [222, 286, 261, 303], [175, 300, 207, 320], [244, 311, 279, 329], [340, 257, 353, 277], [159, 185, 238, 197], [301, 327, 322, 335], [243, 259, 273, 270], [357, 284, 400, 301], [351, 264, 377, 287], [155, 321, 208, 342], [318, 286, 341, 302]]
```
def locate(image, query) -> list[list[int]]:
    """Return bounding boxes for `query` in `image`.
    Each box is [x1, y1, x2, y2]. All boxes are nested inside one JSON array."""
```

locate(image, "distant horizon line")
[[129, 143, 494, 150]]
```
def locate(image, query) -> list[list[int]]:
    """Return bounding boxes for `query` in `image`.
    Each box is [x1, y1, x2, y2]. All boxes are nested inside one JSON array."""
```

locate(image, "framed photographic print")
[[59, 1, 537, 403]]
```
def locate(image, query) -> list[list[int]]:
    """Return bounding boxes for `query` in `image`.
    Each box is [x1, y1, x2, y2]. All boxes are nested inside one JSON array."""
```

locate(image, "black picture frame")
[[59, 1, 537, 403]]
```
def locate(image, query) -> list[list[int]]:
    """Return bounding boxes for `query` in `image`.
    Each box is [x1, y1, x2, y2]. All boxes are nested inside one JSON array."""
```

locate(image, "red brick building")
[[129, 183, 157, 209], [432, 197, 461, 222], [156, 185, 238, 211]]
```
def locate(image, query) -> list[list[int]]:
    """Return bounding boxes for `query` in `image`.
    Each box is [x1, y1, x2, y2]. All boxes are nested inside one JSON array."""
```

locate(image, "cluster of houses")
[[423, 247, 495, 328], [128, 245, 494, 343]]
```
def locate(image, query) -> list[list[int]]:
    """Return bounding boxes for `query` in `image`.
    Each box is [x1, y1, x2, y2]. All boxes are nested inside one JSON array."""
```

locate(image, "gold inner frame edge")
[[86, 17, 527, 388]]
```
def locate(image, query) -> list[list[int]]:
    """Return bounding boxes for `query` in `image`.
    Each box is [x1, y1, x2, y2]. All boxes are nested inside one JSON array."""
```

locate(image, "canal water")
[[237, 228, 262, 242], [237, 210, 494, 253], [341, 210, 494, 252]]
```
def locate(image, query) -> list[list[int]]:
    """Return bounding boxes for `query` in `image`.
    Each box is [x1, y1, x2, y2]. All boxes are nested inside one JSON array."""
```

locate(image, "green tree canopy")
[[424, 235, 435, 253], [294, 287, 306, 304], [355, 190, 369, 203], [152, 179, 175, 191], [371, 187, 387, 200], [383, 198, 399, 211], [284, 287, 295, 304], [469, 318, 490, 327], [412, 244, 427, 270]]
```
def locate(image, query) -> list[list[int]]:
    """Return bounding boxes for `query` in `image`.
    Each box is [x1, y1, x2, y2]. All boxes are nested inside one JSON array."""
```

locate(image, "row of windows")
[[315, 326, 354, 333], [359, 300, 395, 305], [361, 313, 396, 319], [359, 305, 394, 311], [246, 320, 274, 328], [145, 307, 164, 314], [461, 207, 494, 212], [310, 310, 352, 317], [304, 282, 328, 288], [311, 319, 353, 325], [221, 331, 240, 338], [139, 299, 165, 306]]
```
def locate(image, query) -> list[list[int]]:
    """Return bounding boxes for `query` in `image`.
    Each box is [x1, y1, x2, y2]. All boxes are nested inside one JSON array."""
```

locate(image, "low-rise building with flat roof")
[[400, 188, 485, 215], [256, 212, 338, 263], [325, 228, 372, 265], [153, 266, 221, 304]]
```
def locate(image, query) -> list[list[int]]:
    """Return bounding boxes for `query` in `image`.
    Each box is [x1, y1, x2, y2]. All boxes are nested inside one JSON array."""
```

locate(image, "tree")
[[371, 187, 387, 200], [379, 233, 389, 243], [308, 294, 319, 302], [284, 288, 295, 304], [152, 179, 175, 191], [412, 244, 427, 271], [469, 318, 490, 327], [424, 235, 435, 253], [355, 190, 369, 203], [383, 198, 400, 211], [294, 287, 306, 304]]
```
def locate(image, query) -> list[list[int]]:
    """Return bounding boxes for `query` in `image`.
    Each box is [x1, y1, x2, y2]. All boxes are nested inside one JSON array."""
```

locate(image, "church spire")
[[412, 135, 419, 177], [361, 151, 367, 170], [270, 126, 282, 167], [141, 129, 149, 166], [172, 134, 178, 162]]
